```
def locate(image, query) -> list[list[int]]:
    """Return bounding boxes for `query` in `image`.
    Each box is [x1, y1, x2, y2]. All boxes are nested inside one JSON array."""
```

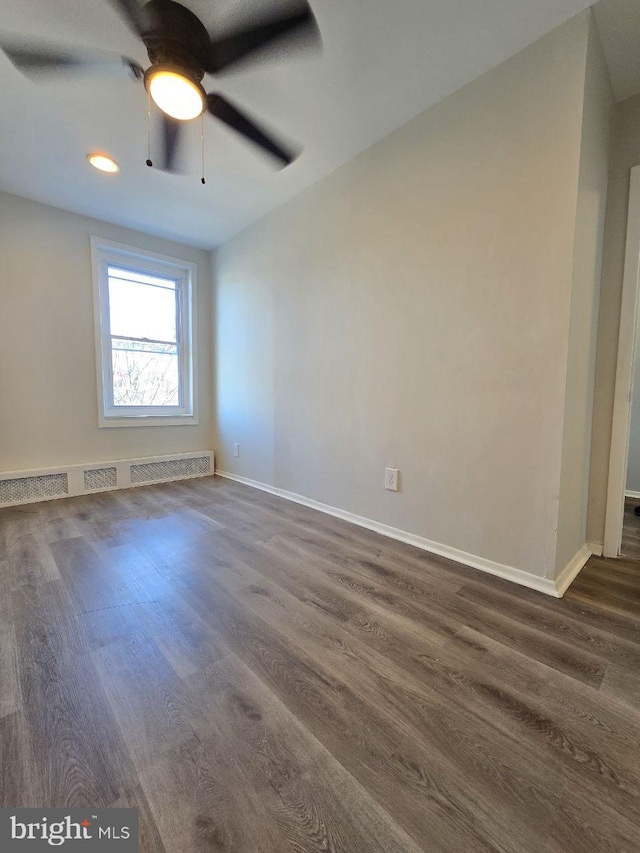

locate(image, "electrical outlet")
[[385, 468, 399, 491], [233, 443, 240, 458]]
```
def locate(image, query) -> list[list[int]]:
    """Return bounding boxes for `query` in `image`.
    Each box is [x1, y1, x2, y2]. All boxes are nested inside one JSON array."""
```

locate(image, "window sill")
[[98, 414, 199, 429]]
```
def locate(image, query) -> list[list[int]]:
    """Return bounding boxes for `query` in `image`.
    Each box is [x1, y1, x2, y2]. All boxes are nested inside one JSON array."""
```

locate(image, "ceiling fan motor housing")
[[0, 0, 316, 169], [142, 0, 210, 79]]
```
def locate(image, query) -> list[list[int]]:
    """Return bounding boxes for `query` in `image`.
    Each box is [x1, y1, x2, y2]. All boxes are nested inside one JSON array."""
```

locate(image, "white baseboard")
[[625, 490, 640, 500], [0, 451, 214, 508], [217, 470, 591, 597], [554, 544, 592, 597], [216, 471, 281, 497]]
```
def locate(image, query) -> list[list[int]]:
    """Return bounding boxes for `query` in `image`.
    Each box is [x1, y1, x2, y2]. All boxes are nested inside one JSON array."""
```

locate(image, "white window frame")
[[91, 237, 198, 428]]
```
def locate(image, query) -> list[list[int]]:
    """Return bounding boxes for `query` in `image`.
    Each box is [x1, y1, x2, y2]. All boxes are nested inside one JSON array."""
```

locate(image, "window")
[[92, 238, 197, 427]]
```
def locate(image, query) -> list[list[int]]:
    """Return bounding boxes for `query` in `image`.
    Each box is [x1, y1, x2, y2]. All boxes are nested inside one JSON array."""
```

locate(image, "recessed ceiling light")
[[145, 67, 206, 121], [87, 153, 120, 174]]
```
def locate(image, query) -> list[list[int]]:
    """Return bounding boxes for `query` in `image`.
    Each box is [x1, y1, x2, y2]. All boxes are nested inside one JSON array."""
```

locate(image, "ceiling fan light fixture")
[[87, 152, 120, 173], [145, 67, 206, 121]]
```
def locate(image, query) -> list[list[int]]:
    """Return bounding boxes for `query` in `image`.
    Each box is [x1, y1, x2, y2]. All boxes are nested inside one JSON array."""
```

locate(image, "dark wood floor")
[[1, 476, 640, 852]]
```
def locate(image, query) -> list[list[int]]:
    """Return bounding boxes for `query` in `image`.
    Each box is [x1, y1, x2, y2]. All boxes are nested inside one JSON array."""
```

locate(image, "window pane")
[[108, 271, 177, 342], [111, 339, 180, 407], [108, 265, 177, 289]]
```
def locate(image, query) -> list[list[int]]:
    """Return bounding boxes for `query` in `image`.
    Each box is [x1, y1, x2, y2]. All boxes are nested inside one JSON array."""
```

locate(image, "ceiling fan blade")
[[158, 115, 184, 173], [0, 42, 143, 80], [1, 46, 83, 74], [108, 0, 147, 36], [207, 93, 297, 166], [205, 1, 320, 74]]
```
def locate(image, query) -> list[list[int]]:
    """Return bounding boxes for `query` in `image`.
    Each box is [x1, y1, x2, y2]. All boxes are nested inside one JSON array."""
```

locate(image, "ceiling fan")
[[0, 0, 321, 175]]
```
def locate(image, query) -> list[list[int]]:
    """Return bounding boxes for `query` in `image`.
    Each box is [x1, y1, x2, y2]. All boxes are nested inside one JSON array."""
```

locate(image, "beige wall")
[[588, 91, 640, 545], [0, 192, 212, 471], [626, 324, 640, 493], [214, 15, 593, 580], [555, 16, 613, 572]]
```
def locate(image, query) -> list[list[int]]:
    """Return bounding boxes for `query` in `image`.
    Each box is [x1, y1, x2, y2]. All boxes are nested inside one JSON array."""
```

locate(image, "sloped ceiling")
[[0, 0, 595, 248], [594, 0, 640, 103]]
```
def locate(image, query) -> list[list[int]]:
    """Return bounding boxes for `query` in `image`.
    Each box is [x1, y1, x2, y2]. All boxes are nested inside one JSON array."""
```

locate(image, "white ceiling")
[[594, 0, 640, 102], [0, 0, 597, 249]]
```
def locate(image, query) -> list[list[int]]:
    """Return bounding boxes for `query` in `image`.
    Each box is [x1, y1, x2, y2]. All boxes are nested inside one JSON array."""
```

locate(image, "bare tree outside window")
[[107, 266, 183, 409], [112, 342, 180, 406]]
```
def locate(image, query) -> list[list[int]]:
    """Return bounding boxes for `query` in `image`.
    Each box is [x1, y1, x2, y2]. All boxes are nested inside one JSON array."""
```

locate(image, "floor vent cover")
[[0, 473, 69, 505], [84, 467, 117, 491], [130, 456, 210, 484]]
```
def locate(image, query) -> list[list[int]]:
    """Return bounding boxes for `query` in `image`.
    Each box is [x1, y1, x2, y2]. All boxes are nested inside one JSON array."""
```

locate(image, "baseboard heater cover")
[[0, 451, 214, 508], [131, 456, 211, 484], [0, 472, 69, 505], [84, 467, 118, 492]]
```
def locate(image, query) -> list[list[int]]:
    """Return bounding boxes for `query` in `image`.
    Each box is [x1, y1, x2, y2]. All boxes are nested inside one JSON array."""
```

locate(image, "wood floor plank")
[[567, 586, 640, 621], [0, 507, 40, 559], [139, 733, 290, 853], [3, 532, 59, 590], [571, 569, 640, 602], [83, 591, 227, 679], [38, 513, 83, 544], [110, 785, 167, 853], [261, 529, 607, 688], [559, 589, 640, 644], [117, 514, 223, 580], [51, 537, 139, 613], [94, 542, 178, 604], [175, 577, 492, 852], [190, 652, 426, 853], [455, 580, 640, 671], [92, 632, 214, 776], [2, 476, 640, 852], [12, 581, 139, 807], [233, 550, 640, 795], [174, 568, 579, 852], [205, 489, 468, 595], [133, 595, 227, 679], [69, 503, 131, 549], [79, 600, 147, 651], [186, 550, 640, 845], [0, 619, 20, 719], [599, 662, 640, 711], [51, 537, 174, 614], [0, 711, 35, 807], [199, 524, 454, 648]]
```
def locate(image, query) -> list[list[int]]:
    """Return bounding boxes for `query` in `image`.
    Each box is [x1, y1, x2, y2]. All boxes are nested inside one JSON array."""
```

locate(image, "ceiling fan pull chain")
[[201, 114, 206, 185], [146, 88, 153, 168]]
